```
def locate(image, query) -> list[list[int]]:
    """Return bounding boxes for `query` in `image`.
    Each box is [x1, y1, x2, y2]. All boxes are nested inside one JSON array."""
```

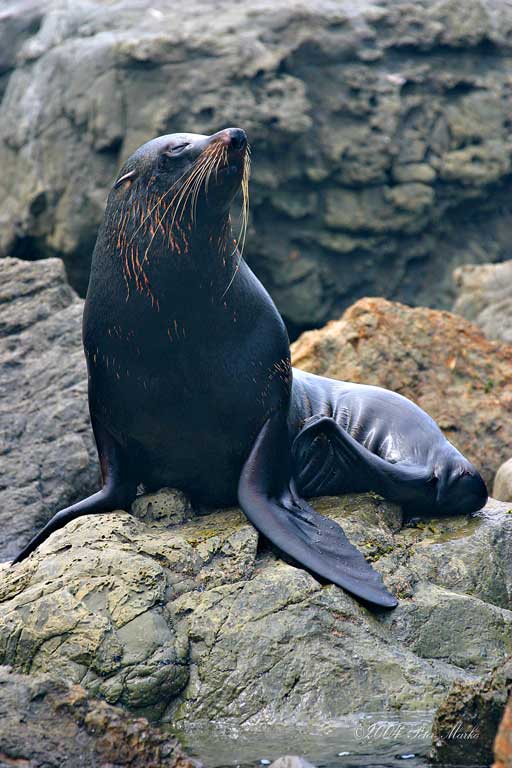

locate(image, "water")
[[171, 711, 451, 768]]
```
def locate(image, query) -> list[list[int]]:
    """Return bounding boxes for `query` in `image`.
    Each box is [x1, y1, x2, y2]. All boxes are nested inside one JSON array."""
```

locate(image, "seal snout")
[[218, 127, 247, 152], [436, 461, 488, 515]]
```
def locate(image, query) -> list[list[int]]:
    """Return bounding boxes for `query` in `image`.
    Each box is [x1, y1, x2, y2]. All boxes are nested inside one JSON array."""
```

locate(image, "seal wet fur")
[[12, 128, 488, 608]]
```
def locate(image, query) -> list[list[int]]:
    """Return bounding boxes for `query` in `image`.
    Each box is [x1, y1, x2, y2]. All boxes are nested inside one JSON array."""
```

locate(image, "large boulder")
[[453, 260, 512, 345], [0, 666, 197, 768], [494, 459, 512, 503], [2, 0, 512, 328], [0, 489, 511, 726], [292, 297, 512, 488], [0, 257, 96, 562]]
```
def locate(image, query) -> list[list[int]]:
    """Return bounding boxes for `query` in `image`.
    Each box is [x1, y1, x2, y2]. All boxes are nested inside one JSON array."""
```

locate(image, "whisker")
[[221, 147, 251, 299], [127, 163, 195, 247]]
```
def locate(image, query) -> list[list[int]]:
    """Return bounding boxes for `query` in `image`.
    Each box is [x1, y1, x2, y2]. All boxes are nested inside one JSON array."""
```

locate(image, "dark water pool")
[[172, 711, 487, 768]]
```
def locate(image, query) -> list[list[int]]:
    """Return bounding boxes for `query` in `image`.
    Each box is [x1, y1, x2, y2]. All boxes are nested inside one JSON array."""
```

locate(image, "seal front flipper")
[[12, 421, 137, 564], [238, 413, 398, 608], [293, 415, 432, 504]]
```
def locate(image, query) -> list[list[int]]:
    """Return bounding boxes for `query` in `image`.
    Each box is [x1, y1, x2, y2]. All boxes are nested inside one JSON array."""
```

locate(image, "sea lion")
[[12, 127, 488, 608]]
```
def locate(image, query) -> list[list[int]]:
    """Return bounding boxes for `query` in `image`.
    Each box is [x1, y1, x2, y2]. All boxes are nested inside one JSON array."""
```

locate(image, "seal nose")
[[224, 128, 247, 151]]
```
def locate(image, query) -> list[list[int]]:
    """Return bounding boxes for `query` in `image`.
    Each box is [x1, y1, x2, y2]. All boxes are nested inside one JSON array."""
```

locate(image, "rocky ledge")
[[0, 489, 511, 726]]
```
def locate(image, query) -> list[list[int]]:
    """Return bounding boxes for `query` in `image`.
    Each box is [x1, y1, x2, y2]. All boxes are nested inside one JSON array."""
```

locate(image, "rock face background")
[[453, 260, 512, 345], [2, 0, 512, 331], [1, 490, 511, 727]]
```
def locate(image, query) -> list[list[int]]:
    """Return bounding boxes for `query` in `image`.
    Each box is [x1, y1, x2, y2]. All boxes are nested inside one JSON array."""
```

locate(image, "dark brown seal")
[[13, 128, 487, 608]]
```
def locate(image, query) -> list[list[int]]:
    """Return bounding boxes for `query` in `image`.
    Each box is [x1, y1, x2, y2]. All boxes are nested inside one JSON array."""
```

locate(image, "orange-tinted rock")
[[494, 697, 512, 768], [291, 297, 512, 487]]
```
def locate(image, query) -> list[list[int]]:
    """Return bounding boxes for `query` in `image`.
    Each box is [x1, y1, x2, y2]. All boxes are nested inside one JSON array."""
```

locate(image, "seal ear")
[[114, 170, 137, 189], [238, 412, 398, 609]]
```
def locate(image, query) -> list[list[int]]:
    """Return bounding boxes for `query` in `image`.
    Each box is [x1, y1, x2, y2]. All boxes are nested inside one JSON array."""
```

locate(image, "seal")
[[12, 127, 488, 608]]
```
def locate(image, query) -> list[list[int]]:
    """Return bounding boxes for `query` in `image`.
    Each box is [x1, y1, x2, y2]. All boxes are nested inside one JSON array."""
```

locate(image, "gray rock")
[[2, 1, 512, 329], [0, 256, 97, 561], [0, 665, 197, 767], [1, 490, 511, 726], [453, 260, 512, 345], [494, 459, 512, 503]]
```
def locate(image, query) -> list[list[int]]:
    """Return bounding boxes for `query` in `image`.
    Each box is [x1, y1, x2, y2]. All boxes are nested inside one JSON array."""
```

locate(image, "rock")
[[494, 460, 512, 503], [453, 260, 512, 345], [0, 488, 511, 726], [292, 297, 512, 488], [494, 696, 512, 768], [132, 487, 193, 526], [2, 2, 512, 329], [0, 257, 97, 562], [269, 757, 316, 768], [431, 657, 512, 766], [0, 665, 197, 768]]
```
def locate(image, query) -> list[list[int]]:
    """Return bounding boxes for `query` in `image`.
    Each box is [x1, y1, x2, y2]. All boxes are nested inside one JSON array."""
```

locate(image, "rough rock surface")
[[2, 1, 512, 329], [494, 459, 512, 503], [292, 297, 512, 488], [494, 696, 512, 768], [0, 665, 196, 768], [431, 658, 512, 766], [0, 257, 96, 562], [453, 260, 512, 345], [269, 758, 316, 768], [0, 489, 511, 726]]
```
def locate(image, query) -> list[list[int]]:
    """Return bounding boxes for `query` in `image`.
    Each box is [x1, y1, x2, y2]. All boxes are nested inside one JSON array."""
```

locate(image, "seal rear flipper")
[[238, 414, 398, 609], [292, 415, 433, 504]]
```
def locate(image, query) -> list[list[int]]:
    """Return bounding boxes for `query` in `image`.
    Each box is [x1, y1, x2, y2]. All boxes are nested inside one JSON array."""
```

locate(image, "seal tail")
[[238, 414, 398, 609]]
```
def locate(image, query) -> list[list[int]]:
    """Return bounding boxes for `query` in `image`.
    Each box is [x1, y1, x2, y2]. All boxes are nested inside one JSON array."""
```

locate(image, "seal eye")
[[163, 143, 190, 157]]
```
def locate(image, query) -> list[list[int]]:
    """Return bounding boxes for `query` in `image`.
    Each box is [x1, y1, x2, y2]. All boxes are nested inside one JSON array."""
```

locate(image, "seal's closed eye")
[[163, 143, 190, 157]]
